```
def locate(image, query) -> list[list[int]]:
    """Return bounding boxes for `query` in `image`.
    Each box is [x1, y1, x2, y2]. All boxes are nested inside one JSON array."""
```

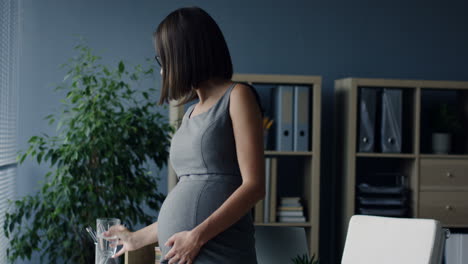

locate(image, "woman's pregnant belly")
[[156, 174, 256, 262]]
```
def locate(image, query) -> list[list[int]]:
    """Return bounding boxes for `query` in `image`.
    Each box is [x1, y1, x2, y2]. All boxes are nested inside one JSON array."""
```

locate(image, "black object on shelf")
[[358, 207, 408, 217], [356, 172, 410, 218], [381, 88, 403, 153], [358, 88, 378, 152], [357, 183, 407, 195], [357, 196, 407, 206]]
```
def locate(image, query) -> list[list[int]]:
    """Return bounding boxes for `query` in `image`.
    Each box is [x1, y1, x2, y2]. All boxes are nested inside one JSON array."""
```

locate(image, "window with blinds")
[[0, 0, 19, 262]]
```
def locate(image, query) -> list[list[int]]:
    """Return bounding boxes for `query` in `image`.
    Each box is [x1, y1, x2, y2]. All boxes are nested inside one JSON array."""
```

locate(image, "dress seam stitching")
[[200, 99, 231, 171], [194, 181, 210, 227]]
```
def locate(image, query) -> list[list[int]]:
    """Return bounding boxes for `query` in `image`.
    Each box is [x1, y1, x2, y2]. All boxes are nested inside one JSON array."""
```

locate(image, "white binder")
[[274, 85, 294, 151], [293, 85, 310, 151]]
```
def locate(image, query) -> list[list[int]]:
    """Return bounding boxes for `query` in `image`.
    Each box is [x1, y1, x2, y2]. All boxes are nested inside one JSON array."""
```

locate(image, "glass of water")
[[96, 218, 121, 263]]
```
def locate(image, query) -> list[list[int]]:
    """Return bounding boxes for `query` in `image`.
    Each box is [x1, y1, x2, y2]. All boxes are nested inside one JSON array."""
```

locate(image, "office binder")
[[269, 158, 278, 222], [251, 83, 276, 150], [251, 83, 275, 118], [358, 88, 377, 152], [254, 199, 264, 223], [381, 88, 402, 153], [273, 85, 294, 151], [264, 157, 271, 223], [293, 85, 310, 151]]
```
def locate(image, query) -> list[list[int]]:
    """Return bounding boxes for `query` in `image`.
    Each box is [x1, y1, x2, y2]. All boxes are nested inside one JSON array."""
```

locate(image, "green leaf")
[[118, 61, 125, 74], [37, 152, 43, 164], [19, 153, 27, 164]]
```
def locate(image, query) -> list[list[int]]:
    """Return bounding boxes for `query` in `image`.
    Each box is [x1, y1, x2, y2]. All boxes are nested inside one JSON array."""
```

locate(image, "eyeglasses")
[[154, 55, 162, 67]]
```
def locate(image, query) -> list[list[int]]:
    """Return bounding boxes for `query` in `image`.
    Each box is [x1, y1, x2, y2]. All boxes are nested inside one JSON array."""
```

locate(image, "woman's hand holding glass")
[[103, 224, 137, 258]]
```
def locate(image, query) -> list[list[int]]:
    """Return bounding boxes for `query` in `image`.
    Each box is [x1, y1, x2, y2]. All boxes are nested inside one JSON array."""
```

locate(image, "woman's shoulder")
[[230, 82, 264, 117]]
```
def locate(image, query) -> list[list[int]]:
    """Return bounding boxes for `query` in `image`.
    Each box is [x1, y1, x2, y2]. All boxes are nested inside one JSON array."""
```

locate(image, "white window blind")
[[0, 0, 19, 262]]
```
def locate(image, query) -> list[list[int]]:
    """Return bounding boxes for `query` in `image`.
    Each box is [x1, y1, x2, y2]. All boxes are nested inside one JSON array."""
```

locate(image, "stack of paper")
[[276, 197, 306, 222]]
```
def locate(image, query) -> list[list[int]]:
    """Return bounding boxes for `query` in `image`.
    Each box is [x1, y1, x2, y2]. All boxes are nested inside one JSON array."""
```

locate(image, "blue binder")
[[274, 85, 294, 151], [293, 85, 310, 151], [358, 88, 378, 152], [381, 88, 402, 153]]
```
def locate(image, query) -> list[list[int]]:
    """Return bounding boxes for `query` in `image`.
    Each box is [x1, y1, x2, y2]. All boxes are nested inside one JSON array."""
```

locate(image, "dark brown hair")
[[153, 6, 233, 106]]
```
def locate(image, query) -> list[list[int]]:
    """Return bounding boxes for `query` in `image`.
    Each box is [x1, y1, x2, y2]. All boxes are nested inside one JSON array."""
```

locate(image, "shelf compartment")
[[355, 157, 416, 217], [355, 157, 416, 186], [265, 151, 313, 156], [253, 82, 314, 152], [275, 156, 313, 224], [356, 86, 416, 154], [420, 89, 468, 155], [356, 152, 416, 158]]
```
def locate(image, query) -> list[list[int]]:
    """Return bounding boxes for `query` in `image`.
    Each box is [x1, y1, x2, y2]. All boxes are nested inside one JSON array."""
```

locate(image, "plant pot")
[[432, 133, 451, 154]]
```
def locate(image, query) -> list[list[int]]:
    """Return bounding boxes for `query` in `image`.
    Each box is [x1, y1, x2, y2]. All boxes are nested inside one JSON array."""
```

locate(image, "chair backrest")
[[341, 215, 447, 264], [254, 225, 310, 264]]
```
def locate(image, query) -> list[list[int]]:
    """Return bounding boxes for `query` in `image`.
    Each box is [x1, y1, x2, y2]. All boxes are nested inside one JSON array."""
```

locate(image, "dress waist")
[[177, 172, 242, 185]]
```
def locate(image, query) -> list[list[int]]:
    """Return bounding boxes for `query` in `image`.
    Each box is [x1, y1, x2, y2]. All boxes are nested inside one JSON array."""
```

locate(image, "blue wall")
[[16, 0, 468, 263]]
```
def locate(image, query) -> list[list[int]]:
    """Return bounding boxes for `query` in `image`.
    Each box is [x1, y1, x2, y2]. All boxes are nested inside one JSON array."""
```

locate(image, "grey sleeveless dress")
[[157, 82, 258, 264]]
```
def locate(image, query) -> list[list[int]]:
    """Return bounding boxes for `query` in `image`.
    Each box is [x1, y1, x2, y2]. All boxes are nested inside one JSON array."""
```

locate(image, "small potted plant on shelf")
[[291, 253, 319, 264], [431, 103, 462, 154]]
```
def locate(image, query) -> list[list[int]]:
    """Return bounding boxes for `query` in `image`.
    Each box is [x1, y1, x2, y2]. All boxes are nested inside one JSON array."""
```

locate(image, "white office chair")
[[342, 215, 450, 264]]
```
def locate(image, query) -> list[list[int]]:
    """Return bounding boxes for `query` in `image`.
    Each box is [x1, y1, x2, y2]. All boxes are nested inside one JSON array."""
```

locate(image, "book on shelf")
[[280, 196, 301, 202], [276, 196, 306, 222], [277, 216, 307, 222], [253, 157, 277, 223], [279, 202, 302, 207], [278, 197, 304, 211], [277, 206, 303, 211], [269, 157, 278, 223], [279, 200, 301, 206], [254, 197, 264, 222], [263, 157, 271, 222], [276, 210, 304, 217]]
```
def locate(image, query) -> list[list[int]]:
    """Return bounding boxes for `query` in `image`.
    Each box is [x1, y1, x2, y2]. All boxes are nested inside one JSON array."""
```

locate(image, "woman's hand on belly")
[[163, 230, 203, 264]]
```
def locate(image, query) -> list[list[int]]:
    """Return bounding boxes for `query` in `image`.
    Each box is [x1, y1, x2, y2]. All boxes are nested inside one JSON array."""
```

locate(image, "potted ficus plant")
[[431, 103, 462, 154], [3, 39, 175, 263]]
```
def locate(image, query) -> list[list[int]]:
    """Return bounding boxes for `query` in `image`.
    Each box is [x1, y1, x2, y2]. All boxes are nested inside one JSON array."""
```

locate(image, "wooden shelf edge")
[[336, 77, 468, 89], [419, 154, 468, 159], [232, 73, 321, 85], [264, 150, 313, 156], [420, 187, 468, 192], [254, 222, 312, 227], [355, 152, 416, 158]]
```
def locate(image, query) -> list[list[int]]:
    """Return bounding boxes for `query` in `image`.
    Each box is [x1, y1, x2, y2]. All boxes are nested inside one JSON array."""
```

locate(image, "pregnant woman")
[[105, 6, 265, 264]]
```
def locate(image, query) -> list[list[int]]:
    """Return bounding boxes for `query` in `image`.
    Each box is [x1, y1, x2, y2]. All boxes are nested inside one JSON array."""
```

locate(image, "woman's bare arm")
[[130, 221, 159, 249]]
